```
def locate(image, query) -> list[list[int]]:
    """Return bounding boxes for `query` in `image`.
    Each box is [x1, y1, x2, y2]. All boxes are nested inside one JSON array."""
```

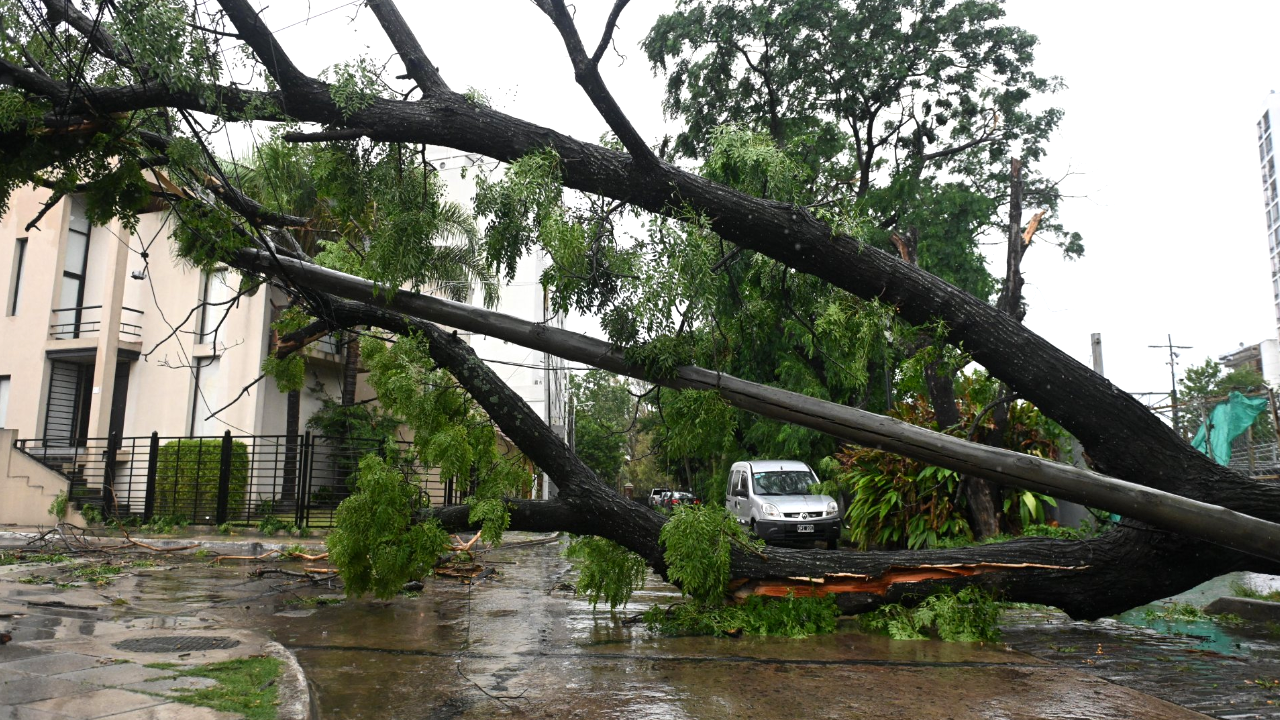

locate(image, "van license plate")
[[798, 524, 814, 533]]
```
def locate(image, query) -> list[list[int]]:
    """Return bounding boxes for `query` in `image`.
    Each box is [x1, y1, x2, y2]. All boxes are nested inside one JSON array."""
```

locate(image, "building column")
[[85, 219, 130, 439]]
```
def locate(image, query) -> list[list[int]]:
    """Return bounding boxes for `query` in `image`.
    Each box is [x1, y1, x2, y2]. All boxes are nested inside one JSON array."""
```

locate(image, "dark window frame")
[[7, 237, 25, 316]]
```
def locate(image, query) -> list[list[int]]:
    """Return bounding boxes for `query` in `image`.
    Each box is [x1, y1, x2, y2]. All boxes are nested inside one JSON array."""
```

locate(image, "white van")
[[726, 460, 840, 545]]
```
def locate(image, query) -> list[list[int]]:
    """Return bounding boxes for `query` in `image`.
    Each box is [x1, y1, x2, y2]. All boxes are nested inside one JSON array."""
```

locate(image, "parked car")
[[726, 460, 840, 546], [648, 487, 670, 508], [661, 491, 699, 510]]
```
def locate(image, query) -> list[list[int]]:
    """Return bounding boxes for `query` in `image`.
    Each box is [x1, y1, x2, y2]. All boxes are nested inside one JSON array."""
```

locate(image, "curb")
[[264, 640, 314, 720]]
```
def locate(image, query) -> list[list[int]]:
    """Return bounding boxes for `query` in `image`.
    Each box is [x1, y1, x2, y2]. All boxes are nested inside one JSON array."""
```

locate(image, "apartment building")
[[0, 170, 568, 524], [1258, 93, 1280, 338]]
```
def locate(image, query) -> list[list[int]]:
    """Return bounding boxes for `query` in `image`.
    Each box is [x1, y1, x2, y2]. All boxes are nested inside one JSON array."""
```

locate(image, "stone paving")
[[0, 546, 310, 720]]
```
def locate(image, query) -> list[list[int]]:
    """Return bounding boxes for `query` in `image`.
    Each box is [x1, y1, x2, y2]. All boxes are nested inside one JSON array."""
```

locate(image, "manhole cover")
[[113, 636, 240, 653]]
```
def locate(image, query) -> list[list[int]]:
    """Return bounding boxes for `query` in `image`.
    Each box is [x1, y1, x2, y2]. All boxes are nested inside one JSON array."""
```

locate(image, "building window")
[[197, 268, 232, 344], [0, 375, 9, 428], [7, 237, 25, 316], [52, 198, 92, 339]]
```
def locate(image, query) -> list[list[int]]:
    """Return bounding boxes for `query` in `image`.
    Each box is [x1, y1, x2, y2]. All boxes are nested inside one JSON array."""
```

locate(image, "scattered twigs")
[[115, 528, 199, 553], [250, 566, 335, 581], [214, 549, 281, 564]]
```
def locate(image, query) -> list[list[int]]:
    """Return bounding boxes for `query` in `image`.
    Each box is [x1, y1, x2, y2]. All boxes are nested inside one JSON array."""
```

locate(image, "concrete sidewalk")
[[0, 538, 310, 720]]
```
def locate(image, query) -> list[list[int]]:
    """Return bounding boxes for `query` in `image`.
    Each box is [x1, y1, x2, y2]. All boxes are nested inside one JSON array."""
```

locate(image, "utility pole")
[[1090, 333, 1104, 376], [1149, 334, 1193, 436]]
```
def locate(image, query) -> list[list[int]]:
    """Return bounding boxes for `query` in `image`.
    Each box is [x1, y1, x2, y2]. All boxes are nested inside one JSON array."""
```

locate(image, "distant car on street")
[[647, 487, 670, 508], [661, 491, 699, 510]]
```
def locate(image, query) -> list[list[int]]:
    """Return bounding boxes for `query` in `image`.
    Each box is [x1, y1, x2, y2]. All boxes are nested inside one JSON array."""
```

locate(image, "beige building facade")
[[0, 186, 345, 444]]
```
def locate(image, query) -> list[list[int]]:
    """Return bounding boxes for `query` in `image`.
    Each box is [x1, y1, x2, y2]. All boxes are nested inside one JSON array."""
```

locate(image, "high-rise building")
[[1258, 94, 1280, 336]]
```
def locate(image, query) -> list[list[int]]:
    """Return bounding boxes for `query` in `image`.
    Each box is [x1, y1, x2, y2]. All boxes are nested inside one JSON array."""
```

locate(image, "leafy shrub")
[[48, 491, 68, 521], [860, 586, 1002, 642], [837, 371, 1068, 548], [79, 504, 104, 525], [153, 439, 249, 521]]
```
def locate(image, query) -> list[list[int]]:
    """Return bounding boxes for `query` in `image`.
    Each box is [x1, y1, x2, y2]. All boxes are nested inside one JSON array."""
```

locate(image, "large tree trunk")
[[310, 296, 1280, 620], [247, 249, 1280, 563]]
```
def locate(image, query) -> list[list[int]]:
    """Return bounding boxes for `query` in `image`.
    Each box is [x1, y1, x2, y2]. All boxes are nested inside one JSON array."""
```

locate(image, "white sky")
[[261, 0, 1280, 400]]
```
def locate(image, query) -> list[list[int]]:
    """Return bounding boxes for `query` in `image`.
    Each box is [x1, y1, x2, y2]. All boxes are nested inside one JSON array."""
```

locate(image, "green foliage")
[[1143, 601, 1210, 623], [73, 563, 123, 586], [570, 370, 641, 485], [466, 498, 510, 545], [324, 57, 384, 119], [48, 491, 68, 521], [861, 586, 1002, 642], [153, 440, 249, 520], [261, 354, 305, 393], [645, 594, 839, 638], [361, 332, 529, 539], [1231, 578, 1280, 603], [256, 515, 296, 536], [327, 454, 451, 599], [474, 148, 565, 283], [563, 536, 649, 610], [658, 503, 746, 604], [79, 504, 105, 525], [837, 371, 1066, 548]]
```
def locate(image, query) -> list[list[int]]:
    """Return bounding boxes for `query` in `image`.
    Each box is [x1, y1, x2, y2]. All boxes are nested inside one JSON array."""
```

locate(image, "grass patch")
[[160, 657, 282, 720], [73, 564, 123, 585], [144, 662, 182, 670], [284, 595, 343, 608], [1231, 578, 1280, 603]]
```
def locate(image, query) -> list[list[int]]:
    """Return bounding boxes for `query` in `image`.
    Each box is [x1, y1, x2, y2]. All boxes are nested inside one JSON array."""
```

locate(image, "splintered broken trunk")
[[290, 289, 1280, 621]]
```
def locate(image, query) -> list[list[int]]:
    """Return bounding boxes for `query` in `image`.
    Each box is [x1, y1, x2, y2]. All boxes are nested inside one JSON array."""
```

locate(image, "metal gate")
[[14, 432, 445, 528]]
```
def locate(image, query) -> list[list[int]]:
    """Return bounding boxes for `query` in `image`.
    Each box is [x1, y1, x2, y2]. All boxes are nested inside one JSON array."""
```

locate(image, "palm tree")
[[228, 137, 498, 503]]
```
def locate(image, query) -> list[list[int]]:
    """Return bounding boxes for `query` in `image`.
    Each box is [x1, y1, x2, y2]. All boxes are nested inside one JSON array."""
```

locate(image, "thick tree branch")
[[234, 249, 1280, 565], [365, 0, 449, 95], [268, 283, 1279, 620], [534, 0, 658, 168], [214, 0, 321, 95], [591, 0, 632, 66]]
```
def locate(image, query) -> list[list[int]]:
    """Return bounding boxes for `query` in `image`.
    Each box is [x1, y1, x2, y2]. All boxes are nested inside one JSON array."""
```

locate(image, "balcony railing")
[[49, 305, 144, 341]]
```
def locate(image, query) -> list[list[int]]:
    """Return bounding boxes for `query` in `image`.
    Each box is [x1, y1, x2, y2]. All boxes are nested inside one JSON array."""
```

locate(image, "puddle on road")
[[108, 543, 1280, 719]]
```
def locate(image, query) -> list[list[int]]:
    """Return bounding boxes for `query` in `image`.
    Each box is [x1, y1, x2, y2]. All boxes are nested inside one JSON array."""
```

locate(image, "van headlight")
[[826, 501, 838, 516], [761, 503, 781, 519]]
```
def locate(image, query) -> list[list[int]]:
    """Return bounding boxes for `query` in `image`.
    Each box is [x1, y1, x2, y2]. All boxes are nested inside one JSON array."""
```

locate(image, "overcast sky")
[[261, 0, 1280, 402]]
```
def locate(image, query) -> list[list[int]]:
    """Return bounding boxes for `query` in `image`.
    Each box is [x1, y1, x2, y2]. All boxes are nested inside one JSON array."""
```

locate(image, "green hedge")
[[153, 439, 249, 520]]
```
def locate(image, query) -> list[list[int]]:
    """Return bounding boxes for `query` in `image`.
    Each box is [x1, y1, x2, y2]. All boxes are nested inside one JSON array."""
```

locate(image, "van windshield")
[[751, 470, 816, 496]]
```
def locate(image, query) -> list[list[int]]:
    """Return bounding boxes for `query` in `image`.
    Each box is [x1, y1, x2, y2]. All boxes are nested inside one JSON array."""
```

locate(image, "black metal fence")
[[14, 432, 460, 528]]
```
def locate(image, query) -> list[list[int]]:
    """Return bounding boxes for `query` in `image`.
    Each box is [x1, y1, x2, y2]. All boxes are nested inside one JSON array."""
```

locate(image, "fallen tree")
[[3, 0, 1280, 619]]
